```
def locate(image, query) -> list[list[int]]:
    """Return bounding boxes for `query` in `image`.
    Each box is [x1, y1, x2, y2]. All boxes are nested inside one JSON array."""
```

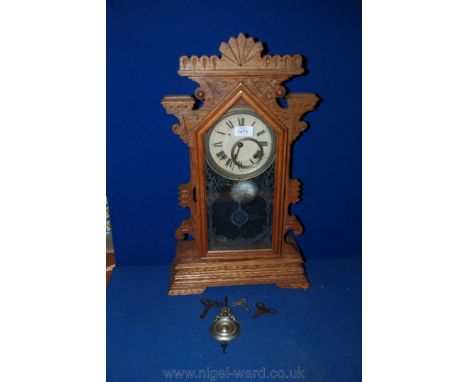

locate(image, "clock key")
[[252, 302, 277, 318], [232, 298, 251, 313], [199, 298, 223, 319]]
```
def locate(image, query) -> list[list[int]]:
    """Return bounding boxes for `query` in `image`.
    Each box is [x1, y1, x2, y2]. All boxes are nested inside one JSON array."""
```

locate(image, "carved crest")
[[163, 34, 319, 147], [178, 33, 304, 75], [219, 34, 263, 66]]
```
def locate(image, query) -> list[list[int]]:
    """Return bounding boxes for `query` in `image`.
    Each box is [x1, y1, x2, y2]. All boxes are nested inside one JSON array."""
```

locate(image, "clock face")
[[205, 109, 276, 180]]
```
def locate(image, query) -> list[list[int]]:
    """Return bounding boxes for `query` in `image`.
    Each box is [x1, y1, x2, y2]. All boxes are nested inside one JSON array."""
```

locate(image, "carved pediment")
[[162, 35, 320, 146], [178, 33, 304, 76]]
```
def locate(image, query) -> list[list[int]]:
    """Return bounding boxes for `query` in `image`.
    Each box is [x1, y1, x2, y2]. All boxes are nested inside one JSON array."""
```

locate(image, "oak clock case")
[[162, 33, 320, 295]]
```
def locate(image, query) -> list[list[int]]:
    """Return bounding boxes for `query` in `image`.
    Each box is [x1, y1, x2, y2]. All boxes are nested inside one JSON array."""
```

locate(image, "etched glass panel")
[[206, 161, 275, 251]]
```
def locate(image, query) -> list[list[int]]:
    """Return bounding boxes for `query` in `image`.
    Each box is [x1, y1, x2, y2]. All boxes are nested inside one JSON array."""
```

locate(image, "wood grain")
[[162, 33, 319, 295]]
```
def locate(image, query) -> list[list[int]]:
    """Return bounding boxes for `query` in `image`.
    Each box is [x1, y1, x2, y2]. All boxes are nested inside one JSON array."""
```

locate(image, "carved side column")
[[282, 93, 320, 249], [161, 96, 198, 258]]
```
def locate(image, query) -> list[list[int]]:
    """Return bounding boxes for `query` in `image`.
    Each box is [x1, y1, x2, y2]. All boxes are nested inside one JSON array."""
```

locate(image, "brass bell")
[[209, 297, 240, 353]]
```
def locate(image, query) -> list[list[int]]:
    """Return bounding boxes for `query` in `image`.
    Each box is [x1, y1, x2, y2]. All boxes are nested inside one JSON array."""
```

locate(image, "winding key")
[[232, 298, 251, 313], [253, 302, 277, 318], [199, 298, 223, 319]]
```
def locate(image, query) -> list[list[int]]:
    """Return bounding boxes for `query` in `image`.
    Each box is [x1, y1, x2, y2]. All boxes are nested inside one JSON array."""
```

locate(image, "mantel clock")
[[162, 33, 320, 295]]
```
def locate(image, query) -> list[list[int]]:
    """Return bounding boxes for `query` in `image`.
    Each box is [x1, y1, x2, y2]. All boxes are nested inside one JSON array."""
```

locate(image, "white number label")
[[234, 125, 253, 137]]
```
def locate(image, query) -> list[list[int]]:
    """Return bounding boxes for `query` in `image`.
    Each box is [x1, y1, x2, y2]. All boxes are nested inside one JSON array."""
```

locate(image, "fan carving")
[[219, 33, 263, 66], [178, 33, 304, 74]]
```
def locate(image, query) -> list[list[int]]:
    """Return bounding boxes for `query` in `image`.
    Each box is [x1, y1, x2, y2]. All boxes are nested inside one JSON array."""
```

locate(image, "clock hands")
[[230, 141, 245, 169], [207, 112, 274, 179], [230, 138, 265, 170], [233, 141, 243, 160]]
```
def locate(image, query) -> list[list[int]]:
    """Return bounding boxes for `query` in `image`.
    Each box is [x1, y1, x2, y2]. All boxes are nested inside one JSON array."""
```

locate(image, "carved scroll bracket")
[[283, 179, 304, 244], [161, 95, 198, 146], [175, 219, 194, 241], [284, 215, 304, 237], [285, 93, 321, 142], [287, 179, 302, 205]]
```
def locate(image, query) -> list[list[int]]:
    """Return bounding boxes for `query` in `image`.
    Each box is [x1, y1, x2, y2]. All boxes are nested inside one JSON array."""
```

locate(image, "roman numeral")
[[212, 142, 223, 147], [216, 151, 227, 160], [237, 117, 245, 126], [226, 120, 234, 129], [226, 158, 233, 168], [251, 121, 256, 126], [256, 130, 265, 136], [259, 141, 268, 146], [250, 159, 255, 164], [216, 131, 226, 135]]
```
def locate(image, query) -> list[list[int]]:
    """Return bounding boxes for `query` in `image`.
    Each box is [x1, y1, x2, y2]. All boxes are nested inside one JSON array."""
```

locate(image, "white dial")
[[205, 109, 275, 180]]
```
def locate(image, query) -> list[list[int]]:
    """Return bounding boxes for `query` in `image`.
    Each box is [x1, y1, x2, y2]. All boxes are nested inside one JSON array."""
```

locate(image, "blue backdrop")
[[107, 0, 361, 266]]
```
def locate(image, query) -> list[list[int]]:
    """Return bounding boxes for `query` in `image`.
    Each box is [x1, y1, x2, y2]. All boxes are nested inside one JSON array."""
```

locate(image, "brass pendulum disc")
[[209, 297, 240, 353]]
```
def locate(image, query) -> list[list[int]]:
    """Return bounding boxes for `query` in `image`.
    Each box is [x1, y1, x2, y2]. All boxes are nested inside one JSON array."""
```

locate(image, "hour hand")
[[233, 142, 243, 159]]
